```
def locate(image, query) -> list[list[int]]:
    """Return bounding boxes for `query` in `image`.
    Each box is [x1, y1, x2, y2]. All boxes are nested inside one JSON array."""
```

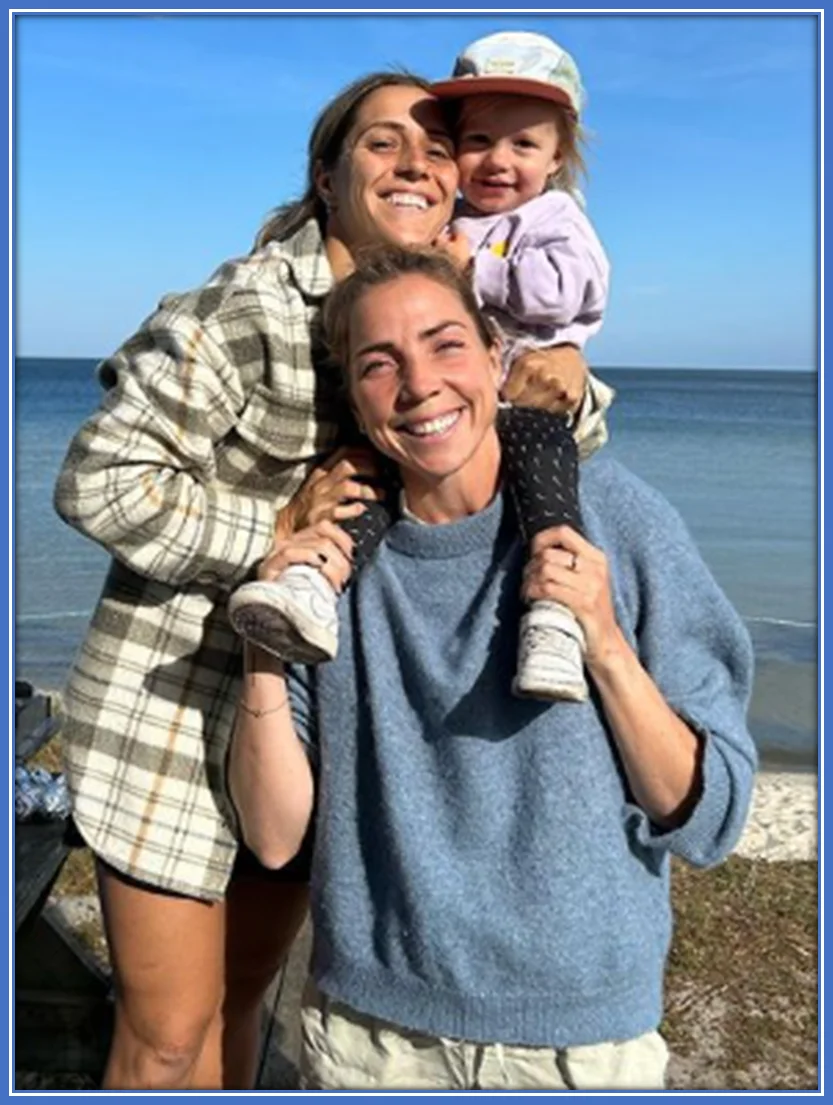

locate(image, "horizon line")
[[13, 354, 818, 375]]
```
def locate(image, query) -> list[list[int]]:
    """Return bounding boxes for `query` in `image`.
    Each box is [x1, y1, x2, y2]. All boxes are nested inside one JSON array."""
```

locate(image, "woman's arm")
[[53, 266, 357, 589], [524, 519, 756, 857], [54, 289, 276, 588], [577, 623, 704, 829], [228, 517, 355, 868], [228, 644, 316, 870], [525, 526, 702, 826]]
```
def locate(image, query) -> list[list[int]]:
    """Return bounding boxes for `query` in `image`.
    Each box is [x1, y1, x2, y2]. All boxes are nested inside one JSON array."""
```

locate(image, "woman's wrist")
[[585, 624, 635, 686], [239, 644, 290, 725]]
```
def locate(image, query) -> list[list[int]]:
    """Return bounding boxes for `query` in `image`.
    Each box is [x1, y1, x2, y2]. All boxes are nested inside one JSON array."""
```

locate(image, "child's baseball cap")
[[431, 31, 585, 119]]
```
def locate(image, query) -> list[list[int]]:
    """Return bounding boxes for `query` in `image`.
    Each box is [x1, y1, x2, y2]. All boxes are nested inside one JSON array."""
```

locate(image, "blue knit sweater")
[[287, 453, 757, 1048]]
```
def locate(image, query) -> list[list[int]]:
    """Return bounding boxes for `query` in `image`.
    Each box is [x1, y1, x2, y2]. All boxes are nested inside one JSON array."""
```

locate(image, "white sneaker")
[[513, 599, 588, 702], [227, 565, 339, 664]]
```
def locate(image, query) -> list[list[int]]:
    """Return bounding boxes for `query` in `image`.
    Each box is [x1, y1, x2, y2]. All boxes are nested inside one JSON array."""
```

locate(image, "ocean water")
[[13, 358, 818, 768]]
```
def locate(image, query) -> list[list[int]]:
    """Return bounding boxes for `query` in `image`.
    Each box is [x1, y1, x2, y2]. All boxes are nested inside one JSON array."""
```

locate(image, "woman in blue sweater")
[[228, 246, 757, 1090]]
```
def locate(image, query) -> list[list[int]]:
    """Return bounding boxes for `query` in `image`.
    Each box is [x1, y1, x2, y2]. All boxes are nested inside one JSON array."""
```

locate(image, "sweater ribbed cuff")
[[625, 721, 752, 867]]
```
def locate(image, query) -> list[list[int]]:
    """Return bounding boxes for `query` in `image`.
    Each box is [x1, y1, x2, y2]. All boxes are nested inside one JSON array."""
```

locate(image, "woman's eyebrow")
[[353, 339, 398, 359], [353, 322, 465, 360], [419, 321, 466, 341], [356, 121, 452, 144], [355, 119, 404, 137]]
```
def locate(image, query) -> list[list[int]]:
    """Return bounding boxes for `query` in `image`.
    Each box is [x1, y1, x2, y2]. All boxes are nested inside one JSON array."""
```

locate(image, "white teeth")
[[407, 411, 460, 437], [386, 193, 429, 210]]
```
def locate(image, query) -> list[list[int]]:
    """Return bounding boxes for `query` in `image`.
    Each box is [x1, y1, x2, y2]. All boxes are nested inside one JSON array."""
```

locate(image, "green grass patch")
[[664, 856, 818, 1090]]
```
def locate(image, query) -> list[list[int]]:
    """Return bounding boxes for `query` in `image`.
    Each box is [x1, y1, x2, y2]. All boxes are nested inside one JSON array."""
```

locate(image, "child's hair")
[[550, 103, 587, 195], [323, 246, 496, 374]]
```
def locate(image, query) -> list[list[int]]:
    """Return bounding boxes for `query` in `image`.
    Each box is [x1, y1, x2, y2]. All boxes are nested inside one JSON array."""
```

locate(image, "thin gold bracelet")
[[237, 697, 290, 719]]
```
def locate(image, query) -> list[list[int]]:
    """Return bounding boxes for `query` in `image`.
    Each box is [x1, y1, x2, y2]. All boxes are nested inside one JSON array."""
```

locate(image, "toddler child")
[[228, 30, 612, 702]]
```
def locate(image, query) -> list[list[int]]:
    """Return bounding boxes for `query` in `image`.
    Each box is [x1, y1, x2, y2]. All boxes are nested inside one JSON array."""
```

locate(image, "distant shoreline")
[[14, 356, 818, 377], [599, 365, 817, 375]]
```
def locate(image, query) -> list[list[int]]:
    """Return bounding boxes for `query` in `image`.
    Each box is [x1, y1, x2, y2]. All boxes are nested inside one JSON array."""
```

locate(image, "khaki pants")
[[300, 983, 669, 1091]]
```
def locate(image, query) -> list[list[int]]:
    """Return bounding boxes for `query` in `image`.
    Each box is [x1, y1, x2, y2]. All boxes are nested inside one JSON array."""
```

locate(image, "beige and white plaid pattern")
[[55, 218, 614, 901]]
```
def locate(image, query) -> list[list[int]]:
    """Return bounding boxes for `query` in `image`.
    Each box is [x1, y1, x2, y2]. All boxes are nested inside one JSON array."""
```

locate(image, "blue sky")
[[14, 11, 819, 369]]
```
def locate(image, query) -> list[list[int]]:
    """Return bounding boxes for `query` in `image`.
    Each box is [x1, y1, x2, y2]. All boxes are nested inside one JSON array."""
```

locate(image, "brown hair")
[[323, 245, 496, 375], [253, 71, 436, 251]]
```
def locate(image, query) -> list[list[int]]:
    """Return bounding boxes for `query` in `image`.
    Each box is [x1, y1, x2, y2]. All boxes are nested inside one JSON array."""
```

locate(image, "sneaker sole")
[[228, 591, 337, 664], [513, 672, 589, 703]]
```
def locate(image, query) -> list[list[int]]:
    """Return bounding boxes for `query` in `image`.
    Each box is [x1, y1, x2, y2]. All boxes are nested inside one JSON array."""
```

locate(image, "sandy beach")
[[733, 769, 818, 862]]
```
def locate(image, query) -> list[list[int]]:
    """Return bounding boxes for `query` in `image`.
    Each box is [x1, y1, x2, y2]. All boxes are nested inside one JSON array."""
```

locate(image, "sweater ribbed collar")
[[387, 489, 506, 559]]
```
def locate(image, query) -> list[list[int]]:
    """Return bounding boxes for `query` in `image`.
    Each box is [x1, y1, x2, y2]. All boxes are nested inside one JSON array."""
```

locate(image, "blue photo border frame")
[[4, 10, 826, 1105]]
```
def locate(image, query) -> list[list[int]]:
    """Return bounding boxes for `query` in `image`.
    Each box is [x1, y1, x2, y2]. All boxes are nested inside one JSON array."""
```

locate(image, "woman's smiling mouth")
[[400, 410, 462, 438], [384, 192, 431, 210]]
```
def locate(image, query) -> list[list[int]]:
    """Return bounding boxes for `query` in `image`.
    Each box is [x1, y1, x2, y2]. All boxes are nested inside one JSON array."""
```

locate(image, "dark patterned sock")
[[330, 413, 401, 580], [497, 405, 583, 541], [340, 491, 398, 575]]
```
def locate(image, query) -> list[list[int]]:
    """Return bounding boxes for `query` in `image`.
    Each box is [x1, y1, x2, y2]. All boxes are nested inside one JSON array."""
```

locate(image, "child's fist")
[[434, 227, 473, 273], [502, 344, 587, 414]]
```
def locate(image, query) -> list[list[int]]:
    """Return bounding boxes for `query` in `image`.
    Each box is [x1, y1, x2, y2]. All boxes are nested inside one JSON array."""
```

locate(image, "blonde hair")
[[323, 245, 496, 374], [253, 71, 436, 251], [550, 103, 586, 194]]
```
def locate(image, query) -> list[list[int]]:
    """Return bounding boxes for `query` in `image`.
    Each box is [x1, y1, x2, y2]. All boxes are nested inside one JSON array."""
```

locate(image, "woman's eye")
[[516, 139, 538, 150], [359, 359, 394, 378], [436, 340, 465, 355], [428, 144, 453, 160], [367, 134, 398, 152]]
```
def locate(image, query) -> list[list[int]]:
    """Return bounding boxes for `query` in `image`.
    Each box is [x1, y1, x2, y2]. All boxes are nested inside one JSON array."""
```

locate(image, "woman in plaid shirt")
[[54, 72, 606, 1088]]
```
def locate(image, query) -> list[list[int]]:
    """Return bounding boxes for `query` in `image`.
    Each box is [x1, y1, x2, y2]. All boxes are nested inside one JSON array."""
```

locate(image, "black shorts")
[[231, 820, 314, 884], [93, 827, 313, 897]]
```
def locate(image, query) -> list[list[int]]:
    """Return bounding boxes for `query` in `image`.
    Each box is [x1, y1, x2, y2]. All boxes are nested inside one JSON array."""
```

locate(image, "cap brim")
[[430, 75, 577, 115]]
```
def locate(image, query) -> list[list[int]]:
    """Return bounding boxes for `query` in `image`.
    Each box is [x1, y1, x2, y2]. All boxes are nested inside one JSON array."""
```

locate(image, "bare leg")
[[97, 862, 308, 1089], [212, 877, 309, 1089], [97, 861, 225, 1089]]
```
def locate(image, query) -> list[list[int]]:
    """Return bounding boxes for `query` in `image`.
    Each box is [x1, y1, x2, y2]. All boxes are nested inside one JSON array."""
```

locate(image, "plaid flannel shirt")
[[54, 218, 614, 900]]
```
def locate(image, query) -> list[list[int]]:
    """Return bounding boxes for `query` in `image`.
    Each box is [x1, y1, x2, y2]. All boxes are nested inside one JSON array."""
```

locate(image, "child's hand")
[[434, 227, 473, 273], [502, 344, 587, 415]]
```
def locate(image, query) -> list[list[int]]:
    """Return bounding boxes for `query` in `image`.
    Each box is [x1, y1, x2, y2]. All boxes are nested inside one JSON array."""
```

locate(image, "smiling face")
[[346, 272, 503, 518], [319, 85, 459, 253], [456, 94, 562, 215]]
